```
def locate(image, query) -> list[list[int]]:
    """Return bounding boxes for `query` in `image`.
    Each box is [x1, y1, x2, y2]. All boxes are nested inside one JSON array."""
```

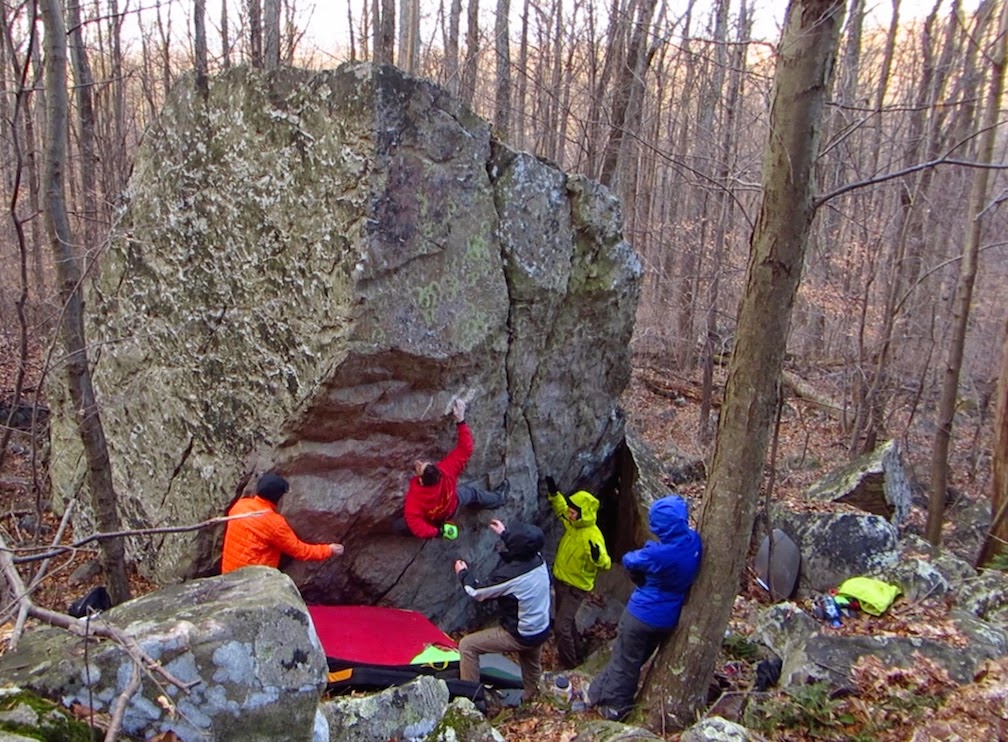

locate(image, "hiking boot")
[[493, 478, 510, 502], [597, 705, 624, 722]]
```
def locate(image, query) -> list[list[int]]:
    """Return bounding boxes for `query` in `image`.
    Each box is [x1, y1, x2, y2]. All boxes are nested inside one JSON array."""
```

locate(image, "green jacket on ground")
[[549, 489, 612, 591]]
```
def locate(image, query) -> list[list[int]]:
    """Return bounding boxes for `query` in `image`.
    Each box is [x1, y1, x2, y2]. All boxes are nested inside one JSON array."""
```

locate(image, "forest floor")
[[0, 335, 1003, 740]]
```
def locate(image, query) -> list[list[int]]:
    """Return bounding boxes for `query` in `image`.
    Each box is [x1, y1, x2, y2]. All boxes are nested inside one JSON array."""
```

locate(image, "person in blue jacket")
[[586, 494, 702, 721]]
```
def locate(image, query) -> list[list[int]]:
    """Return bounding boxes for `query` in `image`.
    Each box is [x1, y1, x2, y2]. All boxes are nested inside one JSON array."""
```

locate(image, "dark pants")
[[554, 581, 588, 669], [454, 483, 505, 511], [587, 609, 668, 716]]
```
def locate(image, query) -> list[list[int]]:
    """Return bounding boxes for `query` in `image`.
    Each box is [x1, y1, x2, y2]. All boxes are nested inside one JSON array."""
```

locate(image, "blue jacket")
[[623, 495, 702, 630]]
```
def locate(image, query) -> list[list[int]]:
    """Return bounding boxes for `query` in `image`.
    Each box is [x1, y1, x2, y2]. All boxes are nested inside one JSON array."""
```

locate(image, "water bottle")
[[552, 674, 573, 703], [819, 595, 842, 628]]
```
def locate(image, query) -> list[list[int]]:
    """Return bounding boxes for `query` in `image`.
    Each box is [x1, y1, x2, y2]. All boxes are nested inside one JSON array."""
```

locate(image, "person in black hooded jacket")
[[454, 519, 552, 700]]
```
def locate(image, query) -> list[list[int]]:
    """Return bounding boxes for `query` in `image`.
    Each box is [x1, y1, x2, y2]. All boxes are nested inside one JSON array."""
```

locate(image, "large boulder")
[[47, 63, 641, 626], [804, 439, 912, 525], [0, 569, 326, 741], [769, 507, 900, 593]]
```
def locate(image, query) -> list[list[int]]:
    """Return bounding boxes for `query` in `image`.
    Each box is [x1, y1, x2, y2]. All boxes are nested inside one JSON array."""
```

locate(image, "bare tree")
[[398, 0, 419, 72], [66, 0, 98, 246], [38, 0, 131, 604], [445, 0, 462, 92], [493, 0, 510, 136], [599, 0, 658, 188], [460, 0, 479, 104], [375, 0, 395, 64], [194, 0, 208, 93], [978, 319, 1008, 566], [639, 0, 846, 728], [221, 0, 231, 68], [264, 0, 280, 69], [926, 0, 1008, 546]]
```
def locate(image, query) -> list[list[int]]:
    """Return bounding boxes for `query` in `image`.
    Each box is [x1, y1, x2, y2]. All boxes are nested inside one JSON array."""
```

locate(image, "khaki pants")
[[459, 625, 543, 696]]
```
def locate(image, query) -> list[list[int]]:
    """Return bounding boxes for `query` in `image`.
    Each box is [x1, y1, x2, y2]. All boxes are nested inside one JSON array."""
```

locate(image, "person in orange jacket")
[[221, 473, 344, 573], [402, 398, 509, 539]]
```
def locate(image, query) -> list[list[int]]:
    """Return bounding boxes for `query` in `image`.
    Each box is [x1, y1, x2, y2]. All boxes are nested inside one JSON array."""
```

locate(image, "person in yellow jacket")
[[545, 476, 612, 669]]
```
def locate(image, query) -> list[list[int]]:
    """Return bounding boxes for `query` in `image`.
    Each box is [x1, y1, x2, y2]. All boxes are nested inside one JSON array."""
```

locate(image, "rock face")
[[0, 569, 327, 741], [47, 63, 641, 625]]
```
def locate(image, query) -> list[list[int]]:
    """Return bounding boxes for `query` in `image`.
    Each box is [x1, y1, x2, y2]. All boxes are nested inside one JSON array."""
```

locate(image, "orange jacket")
[[221, 495, 332, 573], [404, 422, 473, 538]]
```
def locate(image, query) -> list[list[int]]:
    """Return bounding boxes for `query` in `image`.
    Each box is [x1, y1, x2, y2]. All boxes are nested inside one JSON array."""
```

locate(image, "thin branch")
[[814, 157, 1008, 209], [8, 511, 261, 563], [104, 659, 141, 742]]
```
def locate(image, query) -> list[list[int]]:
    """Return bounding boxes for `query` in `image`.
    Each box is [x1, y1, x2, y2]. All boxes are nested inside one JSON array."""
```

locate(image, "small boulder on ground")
[[0, 568, 326, 741]]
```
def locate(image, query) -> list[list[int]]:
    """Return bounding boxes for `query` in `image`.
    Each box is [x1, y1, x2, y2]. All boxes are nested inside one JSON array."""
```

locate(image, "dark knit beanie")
[[257, 473, 289, 503], [421, 464, 441, 487]]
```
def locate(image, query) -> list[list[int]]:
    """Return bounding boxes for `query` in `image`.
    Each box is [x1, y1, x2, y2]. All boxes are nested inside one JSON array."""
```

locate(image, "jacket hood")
[[501, 523, 545, 561], [650, 495, 691, 541], [568, 490, 600, 526]]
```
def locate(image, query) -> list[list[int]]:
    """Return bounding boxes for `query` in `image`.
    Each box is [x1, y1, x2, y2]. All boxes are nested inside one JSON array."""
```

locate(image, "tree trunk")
[[38, 0, 131, 605], [639, 0, 845, 728], [599, 0, 658, 188], [379, 0, 396, 65], [66, 0, 97, 247], [194, 0, 208, 93], [248, 0, 262, 66], [493, 0, 511, 138], [513, 0, 529, 148], [445, 0, 462, 92], [978, 319, 1008, 566], [397, 0, 419, 72], [697, 0, 734, 443], [221, 0, 231, 68], [263, 0, 280, 70], [926, 0, 1008, 546], [460, 0, 480, 105]]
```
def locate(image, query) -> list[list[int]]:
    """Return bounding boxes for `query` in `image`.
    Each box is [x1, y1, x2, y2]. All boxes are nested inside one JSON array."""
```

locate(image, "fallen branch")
[[781, 370, 845, 417]]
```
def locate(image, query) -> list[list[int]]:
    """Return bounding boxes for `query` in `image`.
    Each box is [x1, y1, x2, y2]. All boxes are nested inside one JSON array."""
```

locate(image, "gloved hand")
[[589, 541, 600, 562], [440, 523, 459, 540], [545, 476, 558, 495]]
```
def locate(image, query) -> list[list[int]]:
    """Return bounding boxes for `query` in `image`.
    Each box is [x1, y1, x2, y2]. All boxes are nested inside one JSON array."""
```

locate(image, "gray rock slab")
[[320, 674, 450, 742]]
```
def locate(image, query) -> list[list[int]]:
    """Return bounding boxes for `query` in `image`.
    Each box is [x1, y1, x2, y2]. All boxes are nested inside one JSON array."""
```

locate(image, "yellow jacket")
[[549, 489, 611, 591]]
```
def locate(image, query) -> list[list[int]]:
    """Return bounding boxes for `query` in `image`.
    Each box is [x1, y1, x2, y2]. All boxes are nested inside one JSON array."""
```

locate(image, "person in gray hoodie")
[[454, 519, 552, 701]]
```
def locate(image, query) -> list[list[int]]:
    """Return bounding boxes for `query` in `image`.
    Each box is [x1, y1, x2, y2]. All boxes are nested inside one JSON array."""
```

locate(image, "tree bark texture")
[[493, 0, 511, 137], [978, 319, 1008, 566], [639, 0, 845, 729], [248, 0, 262, 66], [926, 0, 1008, 546], [263, 0, 280, 70], [460, 0, 480, 105], [38, 0, 130, 604], [194, 0, 208, 93]]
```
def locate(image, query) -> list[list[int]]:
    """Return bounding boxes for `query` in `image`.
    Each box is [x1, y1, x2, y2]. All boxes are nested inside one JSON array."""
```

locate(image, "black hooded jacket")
[[457, 523, 552, 646]]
